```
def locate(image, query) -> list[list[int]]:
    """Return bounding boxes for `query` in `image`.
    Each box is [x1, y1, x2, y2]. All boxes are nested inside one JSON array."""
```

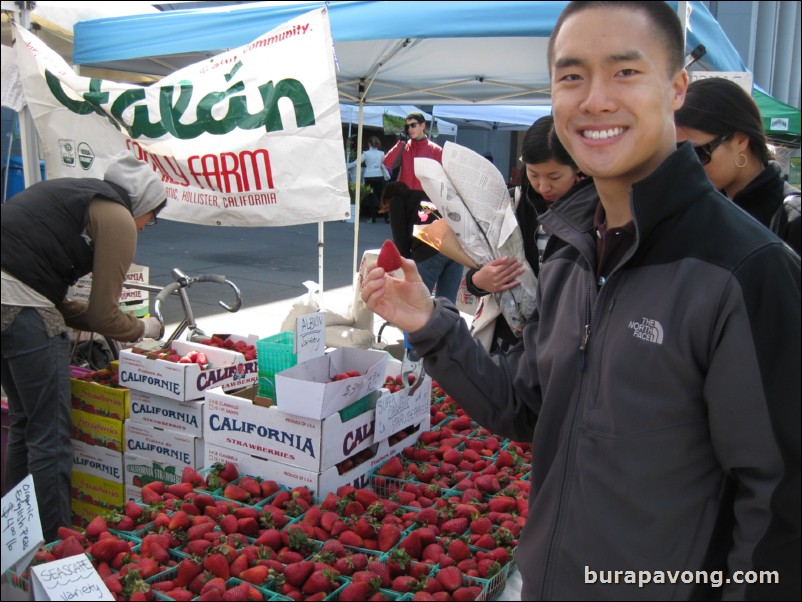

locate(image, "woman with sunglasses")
[[675, 77, 800, 255], [468, 115, 582, 351]]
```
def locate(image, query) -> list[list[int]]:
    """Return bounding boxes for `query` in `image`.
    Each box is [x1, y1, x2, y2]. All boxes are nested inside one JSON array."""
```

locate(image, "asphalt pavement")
[[132, 215, 395, 340]]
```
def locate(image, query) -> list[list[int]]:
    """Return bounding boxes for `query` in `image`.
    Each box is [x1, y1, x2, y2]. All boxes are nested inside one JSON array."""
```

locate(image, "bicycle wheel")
[[71, 339, 115, 370]]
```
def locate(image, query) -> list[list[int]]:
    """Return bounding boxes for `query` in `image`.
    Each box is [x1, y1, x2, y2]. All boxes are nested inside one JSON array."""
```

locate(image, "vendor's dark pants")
[[365, 177, 386, 222], [1, 307, 72, 542]]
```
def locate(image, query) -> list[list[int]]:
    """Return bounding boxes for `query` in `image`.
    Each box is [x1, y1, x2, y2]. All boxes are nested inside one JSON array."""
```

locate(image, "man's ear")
[[671, 69, 689, 111]]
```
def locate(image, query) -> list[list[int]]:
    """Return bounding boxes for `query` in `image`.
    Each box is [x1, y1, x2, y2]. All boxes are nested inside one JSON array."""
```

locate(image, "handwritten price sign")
[[375, 375, 432, 437], [1, 474, 44, 575]]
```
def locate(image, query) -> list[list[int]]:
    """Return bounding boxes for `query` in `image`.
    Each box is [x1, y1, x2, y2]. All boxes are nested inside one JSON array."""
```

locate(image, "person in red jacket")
[[383, 112, 443, 191]]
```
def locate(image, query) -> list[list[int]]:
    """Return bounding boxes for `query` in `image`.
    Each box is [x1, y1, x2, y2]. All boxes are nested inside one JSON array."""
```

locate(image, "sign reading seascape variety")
[[12, 7, 350, 226]]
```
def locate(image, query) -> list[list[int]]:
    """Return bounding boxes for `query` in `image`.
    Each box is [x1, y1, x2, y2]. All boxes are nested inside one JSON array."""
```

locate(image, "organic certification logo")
[[78, 142, 95, 170], [59, 139, 75, 167]]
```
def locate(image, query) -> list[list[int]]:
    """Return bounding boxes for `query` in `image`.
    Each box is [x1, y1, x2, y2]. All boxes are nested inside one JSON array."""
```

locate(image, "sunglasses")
[[693, 134, 730, 166], [405, 122, 420, 131]]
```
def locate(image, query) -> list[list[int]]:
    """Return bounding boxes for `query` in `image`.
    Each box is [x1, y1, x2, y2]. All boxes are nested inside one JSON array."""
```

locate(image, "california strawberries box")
[[125, 421, 204, 468], [128, 389, 204, 437], [70, 364, 129, 420], [203, 417, 427, 498], [274, 347, 387, 419], [119, 339, 257, 401], [72, 439, 124, 483], [124, 452, 184, 491], [71, 408, 124, 452], [204, 385, 382, 472]]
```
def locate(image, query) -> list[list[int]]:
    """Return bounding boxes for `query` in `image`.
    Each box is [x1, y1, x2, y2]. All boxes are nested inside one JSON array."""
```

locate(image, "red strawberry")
[[239, 565, 269, 586], [301, 569, 337, 595], [436, 566, 464, 592], [377, 456, 404, 478], [85, 515, 108, 539], [223, 484, 251, 503], [90, 538, 124, 563], [222, 582, 249, 601], [283, 560, 315, 587], [398, 530, 423, 559], [182, 466, 207, 487], [366, 561, 392, 588], [184, 539, 212, 556], [440, 517, 468, 535], [377, 523, 402, 552], [218, 462, 239, 483], [168, 510, 192, 531], [203, 553, 231, 580], [60, 536, 86, 558], [175, 558, 204, 588], [391, 575, 418, 593], [448, 539, 472, 562], [167, 482, 195, 498], [165, 589, 194, 601], [377, 239, 403, 272], [339, 581, 373, 601]]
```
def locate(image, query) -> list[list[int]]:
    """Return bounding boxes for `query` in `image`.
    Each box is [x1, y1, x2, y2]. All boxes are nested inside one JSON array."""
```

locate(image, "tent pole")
[[317, 221, 324, 303], [352, 82, 366, 276], [10, 2, 42, 190]]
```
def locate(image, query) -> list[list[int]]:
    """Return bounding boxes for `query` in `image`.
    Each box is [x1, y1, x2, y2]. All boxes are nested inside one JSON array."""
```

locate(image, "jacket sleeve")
[[383, 141, 403, 170], [704, 243, 800, 599], [389, 198, 412, 258], [465, 268, 489, 297], [409, 299, 540, 442], [59, 201, 144, 342]]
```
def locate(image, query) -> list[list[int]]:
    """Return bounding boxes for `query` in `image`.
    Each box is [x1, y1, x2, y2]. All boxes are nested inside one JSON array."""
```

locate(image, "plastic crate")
[[256, 332, 297, 397]]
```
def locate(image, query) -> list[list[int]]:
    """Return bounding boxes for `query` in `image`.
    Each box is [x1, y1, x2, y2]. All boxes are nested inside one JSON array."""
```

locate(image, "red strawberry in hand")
[[377, 240, 403, 272]]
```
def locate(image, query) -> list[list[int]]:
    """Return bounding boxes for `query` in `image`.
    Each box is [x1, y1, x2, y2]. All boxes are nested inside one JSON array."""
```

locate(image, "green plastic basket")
[[257, 332, 297, 397]]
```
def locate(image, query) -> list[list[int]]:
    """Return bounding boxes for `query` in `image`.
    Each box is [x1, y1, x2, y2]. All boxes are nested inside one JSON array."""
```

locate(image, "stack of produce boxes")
[[203, 347, 431, 497], [68, 263, 150, 318], [69, 363, 128, 528], [118, 335, 258, 501]]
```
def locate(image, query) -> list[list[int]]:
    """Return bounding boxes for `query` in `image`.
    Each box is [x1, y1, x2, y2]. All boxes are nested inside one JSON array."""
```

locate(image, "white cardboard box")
[[275, 347, 387, 420], [72, 439, 124, 483], [124, 451, 185, 490], [128, 389, 205, 437], [119, 339, 257, 401], [204, 385, 383, 472], [203, 420, 425, 498], [68, 264, 149, 303], [124, 420, 204, 468]]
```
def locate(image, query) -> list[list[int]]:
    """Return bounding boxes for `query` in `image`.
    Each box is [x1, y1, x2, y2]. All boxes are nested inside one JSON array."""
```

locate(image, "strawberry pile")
[[74, 367, 121, 387], [199, 336, 257, 361], [14, 377, 531, 601]]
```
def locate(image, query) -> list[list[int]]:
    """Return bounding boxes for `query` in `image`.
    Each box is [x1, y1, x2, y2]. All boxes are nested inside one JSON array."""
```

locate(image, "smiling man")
[[360, 2, 801, 599]]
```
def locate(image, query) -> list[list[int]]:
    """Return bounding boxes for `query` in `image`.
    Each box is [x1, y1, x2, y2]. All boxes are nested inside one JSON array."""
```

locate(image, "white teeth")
[[583, 128, 624, 140]]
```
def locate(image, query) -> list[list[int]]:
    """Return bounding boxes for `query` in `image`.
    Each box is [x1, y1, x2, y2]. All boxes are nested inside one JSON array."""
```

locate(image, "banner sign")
[[13, 7, 350, 227]]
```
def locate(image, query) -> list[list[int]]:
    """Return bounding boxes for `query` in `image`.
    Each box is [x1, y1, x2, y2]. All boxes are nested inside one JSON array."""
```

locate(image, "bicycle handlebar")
[[150, 272, 243, 337]]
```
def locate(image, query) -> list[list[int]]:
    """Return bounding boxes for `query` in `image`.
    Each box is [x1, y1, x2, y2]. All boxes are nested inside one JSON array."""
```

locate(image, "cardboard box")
[[71, 499, 113, 530], [204, 385, 382, 472], [72, 439, 124, 483], [68, 264, 149, 303], [119, 340, 257, 401], [124, 452, 184, 490], [70, 373, 130, 421], [203, 418, 426, 498], [71, 408, 125, 452], [71, 469, 124, 509], [128, 389, 204, 437], [275, 347, 387, 419], [125, 420, 204, 468]]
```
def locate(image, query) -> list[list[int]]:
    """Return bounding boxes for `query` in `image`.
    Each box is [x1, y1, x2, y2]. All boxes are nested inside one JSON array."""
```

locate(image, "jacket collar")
[[542, 142, 714, 251]]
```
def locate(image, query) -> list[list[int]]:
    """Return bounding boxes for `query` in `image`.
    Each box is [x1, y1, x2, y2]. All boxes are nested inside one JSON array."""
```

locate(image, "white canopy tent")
[[11, 1, 748, 280]]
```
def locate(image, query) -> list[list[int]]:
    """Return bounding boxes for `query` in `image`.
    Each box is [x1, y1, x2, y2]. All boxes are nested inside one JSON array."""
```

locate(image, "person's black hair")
[[368, 136, 383, 150], [548, 1, 685, 75], [520, 115, 577, 169], [675, 77, 770, 165], [405, 112, 426, 125]]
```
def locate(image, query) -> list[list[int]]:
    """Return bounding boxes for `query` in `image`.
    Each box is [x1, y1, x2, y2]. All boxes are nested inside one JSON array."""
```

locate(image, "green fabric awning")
[[753, 88, 800, 146]]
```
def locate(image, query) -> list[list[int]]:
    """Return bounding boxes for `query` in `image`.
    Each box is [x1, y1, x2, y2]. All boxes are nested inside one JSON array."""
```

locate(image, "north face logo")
[[628, 317, 664, 344]]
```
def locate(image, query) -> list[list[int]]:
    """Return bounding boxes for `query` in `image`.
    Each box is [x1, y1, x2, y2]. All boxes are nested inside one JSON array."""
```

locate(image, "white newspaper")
[[415, 142, 538, 335]]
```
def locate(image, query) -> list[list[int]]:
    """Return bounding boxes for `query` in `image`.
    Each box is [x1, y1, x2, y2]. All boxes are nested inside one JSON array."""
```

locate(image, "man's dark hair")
[[548, 1, 685, 75], [405, 112, 426, 125], [521, 115, 577, 168], [675, 77, 770, 165]]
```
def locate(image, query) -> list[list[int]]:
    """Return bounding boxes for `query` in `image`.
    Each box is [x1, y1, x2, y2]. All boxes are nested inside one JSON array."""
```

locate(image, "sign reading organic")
[[12, 7, 349, 227]]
